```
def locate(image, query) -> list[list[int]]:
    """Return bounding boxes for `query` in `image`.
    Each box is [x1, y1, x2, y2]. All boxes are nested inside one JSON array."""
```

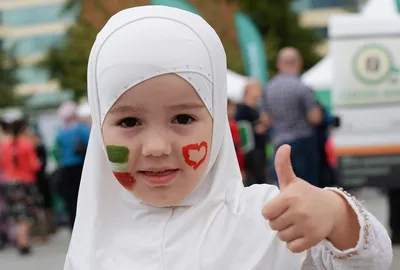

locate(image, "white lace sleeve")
[[301, 187, 393, 270]]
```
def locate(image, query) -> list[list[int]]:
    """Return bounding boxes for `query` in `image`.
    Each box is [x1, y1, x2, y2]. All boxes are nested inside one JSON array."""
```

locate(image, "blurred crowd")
[[0, 101, 91, 255], [228, 47, 340, 190], [229, 46, 399, 245]]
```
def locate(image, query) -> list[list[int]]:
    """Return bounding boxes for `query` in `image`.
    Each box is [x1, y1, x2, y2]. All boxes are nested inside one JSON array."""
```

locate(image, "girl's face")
[[102, 74, 213, 206]]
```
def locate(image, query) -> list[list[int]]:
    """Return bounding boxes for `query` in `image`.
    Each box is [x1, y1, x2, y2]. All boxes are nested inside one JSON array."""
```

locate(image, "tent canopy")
[[227, 70, 248, 103], [362, 0, 398, 17], [301, 56, 332, 90]]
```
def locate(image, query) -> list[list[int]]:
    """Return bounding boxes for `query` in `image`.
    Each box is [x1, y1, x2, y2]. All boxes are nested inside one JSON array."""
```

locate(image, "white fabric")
[[77, 103, 91, 118], [301, 55, 332, 90], [65, 6, 392, 270], [362, 0, 398, 17], [1, 108, 23, 123], [227, 70, 248, 103]]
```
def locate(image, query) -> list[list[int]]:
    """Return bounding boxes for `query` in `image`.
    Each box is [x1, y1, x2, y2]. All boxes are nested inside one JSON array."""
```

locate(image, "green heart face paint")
[[106, 145, 135, 190]]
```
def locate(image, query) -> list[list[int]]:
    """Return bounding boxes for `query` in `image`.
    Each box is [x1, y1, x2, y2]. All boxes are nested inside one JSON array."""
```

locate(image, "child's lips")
[[139, 169, 179, 186]]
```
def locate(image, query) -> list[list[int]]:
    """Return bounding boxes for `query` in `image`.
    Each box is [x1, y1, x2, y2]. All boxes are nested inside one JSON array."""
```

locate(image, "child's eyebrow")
[[167, 103, 205, 110], [109, 105, 146, 115]]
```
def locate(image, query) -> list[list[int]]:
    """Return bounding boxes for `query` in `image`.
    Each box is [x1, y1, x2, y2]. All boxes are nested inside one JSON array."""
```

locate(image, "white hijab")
[[65, 6, 302, 269]]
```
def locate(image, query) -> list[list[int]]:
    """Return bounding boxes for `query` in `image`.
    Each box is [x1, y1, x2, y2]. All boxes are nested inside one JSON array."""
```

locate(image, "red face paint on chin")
[[113, 172, 136, 190], [182, 141, 208, 170]]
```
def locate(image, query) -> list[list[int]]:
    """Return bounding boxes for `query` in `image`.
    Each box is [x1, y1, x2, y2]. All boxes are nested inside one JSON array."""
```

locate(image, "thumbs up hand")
[[262, 145, 346, 253]]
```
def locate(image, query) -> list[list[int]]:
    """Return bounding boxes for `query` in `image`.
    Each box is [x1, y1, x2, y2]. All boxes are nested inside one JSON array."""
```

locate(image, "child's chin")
[[133, 188, 187, 207], [142, 197, 183, 208]]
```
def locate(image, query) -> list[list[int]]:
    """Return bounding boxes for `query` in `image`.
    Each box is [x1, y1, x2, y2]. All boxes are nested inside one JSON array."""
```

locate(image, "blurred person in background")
[[26, 126, 57, 238], [314, 100, 341, 188], [0, 110, 42, 255], [263, 47, 322, 187], [236, 79, 269, 186], [227, 99, 245, 179], [389, 190, 400, 245], [324, 135, 338, 185], [0, 119, 7, 250], [55, 101, 90, 231]]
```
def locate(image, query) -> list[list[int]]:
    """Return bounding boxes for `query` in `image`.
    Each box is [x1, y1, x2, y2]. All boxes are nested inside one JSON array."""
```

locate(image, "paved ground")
[[0, 228, 70, 269], [0, 187, 399, 269]]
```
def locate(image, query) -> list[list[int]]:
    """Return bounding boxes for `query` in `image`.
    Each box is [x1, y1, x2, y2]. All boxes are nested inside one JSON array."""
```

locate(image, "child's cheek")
[[112, 171, 136, 190], [182, 141, 208, 170], [106, 145, 136, 190]]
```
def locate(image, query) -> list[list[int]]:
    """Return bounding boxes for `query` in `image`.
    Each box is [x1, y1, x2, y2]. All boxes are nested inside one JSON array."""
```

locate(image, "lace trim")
[[324, 187, 371, 260]]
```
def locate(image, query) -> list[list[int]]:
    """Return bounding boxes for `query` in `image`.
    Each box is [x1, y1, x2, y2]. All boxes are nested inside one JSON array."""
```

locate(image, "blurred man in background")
[[262, 47, 322, 187]]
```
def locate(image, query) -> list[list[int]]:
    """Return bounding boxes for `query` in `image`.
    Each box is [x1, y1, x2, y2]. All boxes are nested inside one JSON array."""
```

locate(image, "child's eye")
[[118, 117, 141, 128], [172, 114, 195, 125]]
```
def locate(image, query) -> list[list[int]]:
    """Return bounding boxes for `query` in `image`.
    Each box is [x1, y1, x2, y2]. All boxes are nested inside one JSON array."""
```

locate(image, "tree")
[[41, 20, 97, 100], [188, 0, 245, 73], [228, 0, 323, 74], [0, 49, 20, 108]]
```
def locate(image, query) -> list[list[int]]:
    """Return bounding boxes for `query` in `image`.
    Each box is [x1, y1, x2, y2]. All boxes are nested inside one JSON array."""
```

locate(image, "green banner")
[[315, 89, 332, 112], [150, 0, 200, 15], [397, 0, 400, 13], [234, 12, 268, 84]]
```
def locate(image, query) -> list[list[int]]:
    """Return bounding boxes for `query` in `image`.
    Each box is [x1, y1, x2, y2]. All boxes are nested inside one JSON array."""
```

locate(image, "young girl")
[[65, 6, 392, 269]]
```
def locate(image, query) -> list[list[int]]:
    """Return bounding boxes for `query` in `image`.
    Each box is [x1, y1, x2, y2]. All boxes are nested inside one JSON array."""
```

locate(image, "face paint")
[[182, 141, 208, 170], [106, 145, 135, 190]]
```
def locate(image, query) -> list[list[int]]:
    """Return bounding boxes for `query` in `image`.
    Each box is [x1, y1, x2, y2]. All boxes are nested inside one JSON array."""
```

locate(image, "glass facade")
[[0, 2, 80, 86], [292, 0, 358, 13], [3, 33, 65, 58], [291, 0, 360, 44], [17, 66, 50, 84], [2, 4, 78, 27], [0, 10, 3, 50]]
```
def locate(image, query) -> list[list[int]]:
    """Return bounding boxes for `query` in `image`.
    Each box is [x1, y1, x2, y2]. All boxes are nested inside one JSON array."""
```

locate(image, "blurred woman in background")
[[26, 126, 57, 239], [0, 109, 42, 255]]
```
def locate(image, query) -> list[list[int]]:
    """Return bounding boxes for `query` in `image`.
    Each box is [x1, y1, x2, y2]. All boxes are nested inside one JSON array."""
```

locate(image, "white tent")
[[77, 102, 91, 118], [302, 55, 332, 90], [301, 0, 399, 90], [362, 0, 398, 17], [227, 69, 248, 102]]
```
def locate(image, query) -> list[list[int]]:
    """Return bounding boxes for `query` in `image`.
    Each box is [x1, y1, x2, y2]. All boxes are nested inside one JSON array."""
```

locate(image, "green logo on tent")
[[353, 45, 400, 85]]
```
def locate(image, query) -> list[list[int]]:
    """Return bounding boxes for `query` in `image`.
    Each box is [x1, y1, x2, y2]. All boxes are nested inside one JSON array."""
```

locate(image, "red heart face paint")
[[106, 145, 136, 190], [182, 141, 208, 170]]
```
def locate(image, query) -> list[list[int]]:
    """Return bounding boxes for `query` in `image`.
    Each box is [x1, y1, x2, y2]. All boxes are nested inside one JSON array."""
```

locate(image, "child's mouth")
[[139, 169, 179, 186]]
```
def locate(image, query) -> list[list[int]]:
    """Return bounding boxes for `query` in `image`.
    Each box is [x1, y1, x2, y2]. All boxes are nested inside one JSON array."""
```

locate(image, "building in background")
[[292, 0, 360, 55], [0, 0, 78, 100]]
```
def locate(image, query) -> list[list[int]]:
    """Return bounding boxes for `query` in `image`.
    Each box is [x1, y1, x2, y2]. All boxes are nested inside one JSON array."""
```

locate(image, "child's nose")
[[141, 132, 172, 157]]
